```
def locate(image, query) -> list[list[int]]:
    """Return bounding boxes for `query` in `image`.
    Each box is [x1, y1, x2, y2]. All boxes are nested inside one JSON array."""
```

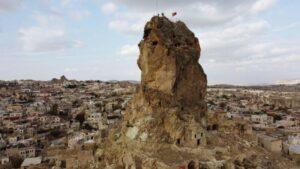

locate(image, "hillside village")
[[206, 87, 300, 160], [0, 76, 136, 169], [0, 77, 299, 168]]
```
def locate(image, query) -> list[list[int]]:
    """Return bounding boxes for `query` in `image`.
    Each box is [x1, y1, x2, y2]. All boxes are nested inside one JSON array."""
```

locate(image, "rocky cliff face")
[[120, 16, 207, 148], [138, 16, 207, 107]]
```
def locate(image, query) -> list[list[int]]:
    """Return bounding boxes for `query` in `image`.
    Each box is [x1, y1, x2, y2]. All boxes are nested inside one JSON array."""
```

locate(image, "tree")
[[50, 130, 62, 138], [273, 114, 282, 121], [75, 113, 85, 125], [49, 103, 58, 115], [219, 102, 227, 109], [9, 155, 23, 169], [82, 123, 95, 131], [0, 163, 13, 169]]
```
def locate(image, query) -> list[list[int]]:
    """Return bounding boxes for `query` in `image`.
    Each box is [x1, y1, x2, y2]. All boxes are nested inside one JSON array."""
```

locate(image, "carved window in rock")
[[175, 43, 181, 47], [188, 161, 195, 169], [151, 41, 158, 46], [144, 28, 152, 39], [206, 125, 211, 131], [212, 124, 219, 131], [176, 138, 181, 145]]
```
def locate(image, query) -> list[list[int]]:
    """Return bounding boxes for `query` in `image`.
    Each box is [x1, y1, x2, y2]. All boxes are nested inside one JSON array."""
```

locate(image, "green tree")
[[9, 155, 23, 169], [49, 103, 58, 115], [75, 113, 85, 125]]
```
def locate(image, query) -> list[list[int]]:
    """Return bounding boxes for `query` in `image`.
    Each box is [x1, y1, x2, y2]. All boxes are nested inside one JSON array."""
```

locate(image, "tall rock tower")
[[97, 16, 208, 168], [138, 16, 207, 107], [122, 15, 207, 146]]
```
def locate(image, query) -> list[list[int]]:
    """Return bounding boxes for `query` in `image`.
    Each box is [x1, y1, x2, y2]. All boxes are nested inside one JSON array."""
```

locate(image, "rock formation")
[[121, 16, 207, 148], [94, 16, 295, 169], [51, 75, 68, 83], [96, 16, 209, 169], [138, 16, 207, 107]]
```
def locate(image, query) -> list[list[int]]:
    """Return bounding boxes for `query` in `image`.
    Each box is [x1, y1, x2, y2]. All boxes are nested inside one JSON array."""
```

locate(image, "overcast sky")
[[0, 0, 299, 85]]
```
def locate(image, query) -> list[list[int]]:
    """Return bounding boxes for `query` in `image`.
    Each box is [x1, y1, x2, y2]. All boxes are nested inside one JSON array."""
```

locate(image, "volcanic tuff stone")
[[138, 16, 207, 107], [120, 16, 207, 147]]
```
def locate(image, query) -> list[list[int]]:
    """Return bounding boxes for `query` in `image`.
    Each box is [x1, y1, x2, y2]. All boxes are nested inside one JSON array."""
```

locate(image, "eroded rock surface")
[[138, 16, 207, 107], [120, 16, 207, 148]]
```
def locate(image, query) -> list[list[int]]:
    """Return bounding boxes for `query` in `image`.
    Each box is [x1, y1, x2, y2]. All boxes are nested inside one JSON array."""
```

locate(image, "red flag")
[[172, 12, 177, 16]]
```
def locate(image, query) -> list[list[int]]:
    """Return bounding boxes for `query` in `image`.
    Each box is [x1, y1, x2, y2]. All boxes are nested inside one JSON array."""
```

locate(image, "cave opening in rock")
[[152, 41, 158, 46], [188, 160, 195, 169], [212, 124, 219, 130], [197, 139, 200, 146], [144, 28, 152, 38]]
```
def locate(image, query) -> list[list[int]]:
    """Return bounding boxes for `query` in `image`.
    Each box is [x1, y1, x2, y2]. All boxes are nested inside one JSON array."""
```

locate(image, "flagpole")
[[156, 0, 158, 15]]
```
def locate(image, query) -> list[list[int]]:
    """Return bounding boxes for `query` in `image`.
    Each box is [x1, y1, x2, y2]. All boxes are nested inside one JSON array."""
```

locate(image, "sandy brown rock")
[[138, 16, 207, 107], [117, 16, 208, 149]]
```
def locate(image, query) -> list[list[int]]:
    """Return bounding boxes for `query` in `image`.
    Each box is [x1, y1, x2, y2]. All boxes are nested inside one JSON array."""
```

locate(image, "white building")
[[251, 114, 273, 124], [275, 115, 297, 128], [283, 135, 300, 158], [87, 112, 102, 123], [0, 156, 9, 165], [21, 157, 42, 169]]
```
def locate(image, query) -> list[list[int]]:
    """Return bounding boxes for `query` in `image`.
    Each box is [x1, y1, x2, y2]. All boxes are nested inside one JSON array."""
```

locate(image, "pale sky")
[[0, 0, 299, 85]]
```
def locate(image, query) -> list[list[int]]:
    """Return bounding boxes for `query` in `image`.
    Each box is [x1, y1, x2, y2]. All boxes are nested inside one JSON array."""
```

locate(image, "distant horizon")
[[1, 75, 299, 86]]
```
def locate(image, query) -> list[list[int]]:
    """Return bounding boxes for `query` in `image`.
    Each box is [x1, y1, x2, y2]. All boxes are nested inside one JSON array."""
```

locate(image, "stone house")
[[51, 116, 61, 123], [0, 138, 6, 149], [283, 135, 300, 161], [8, 136, 18, 145], [175, 123, 206, 148], [251, 114, 273, 124], [9, 112, 23, 120], [21, 157, 42, 169], [87, 112, 102, 123], [234, 121, 253, 135], [275, 115, 297, 128], [257, 134, 282, 153], [39, 116, 48, 124], [0, 156, 9, 165], [6, 147, 37, 158], [68, 132, 85, 149]]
